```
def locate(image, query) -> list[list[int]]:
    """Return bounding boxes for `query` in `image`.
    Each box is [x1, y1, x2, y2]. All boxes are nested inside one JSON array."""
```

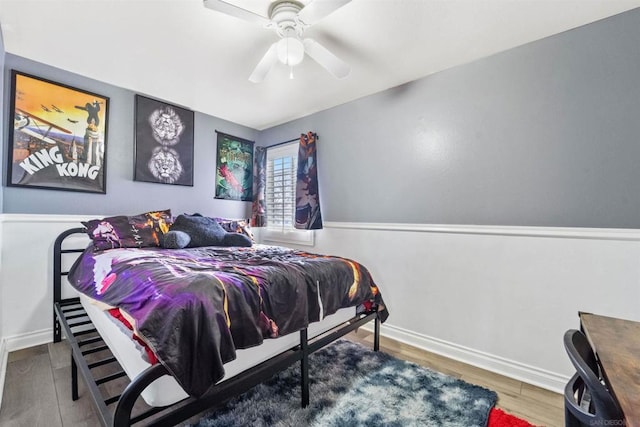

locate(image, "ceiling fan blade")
[[303, 38, 350, 78], [203, 0, 271, 25], [249, 43, 279, 83], [297, 0, 352, 25]]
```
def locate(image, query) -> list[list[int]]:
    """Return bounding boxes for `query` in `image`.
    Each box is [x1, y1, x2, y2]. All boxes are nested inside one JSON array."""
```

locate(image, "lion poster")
[[134, 95, 194, 186]]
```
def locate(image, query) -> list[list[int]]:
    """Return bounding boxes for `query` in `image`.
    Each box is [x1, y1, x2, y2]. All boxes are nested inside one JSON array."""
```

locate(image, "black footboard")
[[53, 228, 381, 426]]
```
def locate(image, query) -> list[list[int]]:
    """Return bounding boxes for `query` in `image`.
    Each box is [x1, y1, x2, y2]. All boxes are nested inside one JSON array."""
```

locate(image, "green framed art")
[[215, 131, 254, 201]]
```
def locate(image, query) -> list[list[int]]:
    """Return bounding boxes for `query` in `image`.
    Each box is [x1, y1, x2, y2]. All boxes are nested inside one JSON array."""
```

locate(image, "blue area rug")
[[190, 339, 497, 427]]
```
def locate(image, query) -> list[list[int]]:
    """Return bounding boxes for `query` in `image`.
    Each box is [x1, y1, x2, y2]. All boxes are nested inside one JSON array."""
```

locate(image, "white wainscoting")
[[1, 215, 639, 403], [0, 214, 97, 341], [0, 214, 96, 407], [259, 221, 640, 393], [0, 217, 4, 406]]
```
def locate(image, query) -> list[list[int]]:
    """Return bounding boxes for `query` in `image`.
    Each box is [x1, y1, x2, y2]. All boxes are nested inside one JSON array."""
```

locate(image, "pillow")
[[162, 230, 191, 249], [215, 218, 255, 243], [83, 209, 172, 251], [162, 214, 254, 248], [221, 232, 252, 247], [166, 214, 226, 248]]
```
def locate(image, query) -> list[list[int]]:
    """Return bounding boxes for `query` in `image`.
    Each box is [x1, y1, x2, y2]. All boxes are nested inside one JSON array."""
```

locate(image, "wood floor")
[[0, 329, 564, 426]]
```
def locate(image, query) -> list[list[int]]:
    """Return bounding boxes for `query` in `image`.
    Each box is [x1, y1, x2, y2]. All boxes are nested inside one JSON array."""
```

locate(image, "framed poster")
[[134, 95, 194, 186], [215, 131, 254, 201], [7, 70, 109, 193]]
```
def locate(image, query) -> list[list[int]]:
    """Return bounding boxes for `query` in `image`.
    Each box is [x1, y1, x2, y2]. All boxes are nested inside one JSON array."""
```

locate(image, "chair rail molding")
[[324, 221, 640, 241], [0, 213, 102, 224]]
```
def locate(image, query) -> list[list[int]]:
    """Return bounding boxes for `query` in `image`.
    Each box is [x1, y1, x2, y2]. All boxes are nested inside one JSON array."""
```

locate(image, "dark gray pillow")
[[168, 214, 226, 248], [221, 232, 252, 247], [162, 230, 191, 249]]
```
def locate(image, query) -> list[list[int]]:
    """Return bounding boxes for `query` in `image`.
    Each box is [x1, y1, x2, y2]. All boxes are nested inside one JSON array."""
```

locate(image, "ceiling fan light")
[[277, 37, 304, 66]]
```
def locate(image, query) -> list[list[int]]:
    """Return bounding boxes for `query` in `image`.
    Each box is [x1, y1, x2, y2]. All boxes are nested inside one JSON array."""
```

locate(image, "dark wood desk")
[[580, 312, 640, 427]]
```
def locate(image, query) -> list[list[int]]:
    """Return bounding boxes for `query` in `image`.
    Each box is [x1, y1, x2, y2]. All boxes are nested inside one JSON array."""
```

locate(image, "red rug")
[[488, 408, 535, 427]]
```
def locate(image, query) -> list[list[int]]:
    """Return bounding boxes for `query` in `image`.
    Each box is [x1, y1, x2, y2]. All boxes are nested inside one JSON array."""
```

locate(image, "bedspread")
[[68, 244, 388, 397]]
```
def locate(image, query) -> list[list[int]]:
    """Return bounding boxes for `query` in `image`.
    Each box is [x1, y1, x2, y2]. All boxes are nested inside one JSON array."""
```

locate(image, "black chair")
[[563, 329, 624, 427]]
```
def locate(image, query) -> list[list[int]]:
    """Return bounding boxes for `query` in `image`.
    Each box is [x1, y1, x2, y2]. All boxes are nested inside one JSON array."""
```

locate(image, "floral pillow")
[[83, 209, 172, 251]]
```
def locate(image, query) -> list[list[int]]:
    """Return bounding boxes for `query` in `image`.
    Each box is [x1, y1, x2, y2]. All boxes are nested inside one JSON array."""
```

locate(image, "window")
[[266, 144, 296, 230], [262, 143, 314, 246]]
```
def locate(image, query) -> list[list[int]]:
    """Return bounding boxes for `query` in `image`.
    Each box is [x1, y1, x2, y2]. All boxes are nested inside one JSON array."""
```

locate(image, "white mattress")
[[79, 293, 355, 407]]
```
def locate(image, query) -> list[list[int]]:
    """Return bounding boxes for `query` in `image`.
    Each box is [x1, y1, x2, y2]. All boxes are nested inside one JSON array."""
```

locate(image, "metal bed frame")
[[53, 227, 381, 426]]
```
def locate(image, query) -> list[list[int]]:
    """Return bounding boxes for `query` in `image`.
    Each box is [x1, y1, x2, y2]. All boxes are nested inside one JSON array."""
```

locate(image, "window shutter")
[[266, 144, 298, 231]]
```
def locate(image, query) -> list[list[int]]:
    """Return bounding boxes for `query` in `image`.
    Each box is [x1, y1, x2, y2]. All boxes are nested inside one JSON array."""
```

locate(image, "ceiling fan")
[[203, 0, 352, 83]]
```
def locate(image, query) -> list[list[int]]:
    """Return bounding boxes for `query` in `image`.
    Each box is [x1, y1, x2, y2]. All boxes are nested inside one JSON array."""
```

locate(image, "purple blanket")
[[68, 244, 387, 397]]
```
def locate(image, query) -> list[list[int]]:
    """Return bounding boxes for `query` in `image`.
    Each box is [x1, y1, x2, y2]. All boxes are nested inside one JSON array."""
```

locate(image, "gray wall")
[[4, 9, 640, 227], [260, 9, 640, 228], [2, 54, 258, 218]]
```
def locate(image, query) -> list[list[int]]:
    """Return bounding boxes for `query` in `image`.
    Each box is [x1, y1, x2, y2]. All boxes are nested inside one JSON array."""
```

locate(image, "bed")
[[53, 226, 387, 426]]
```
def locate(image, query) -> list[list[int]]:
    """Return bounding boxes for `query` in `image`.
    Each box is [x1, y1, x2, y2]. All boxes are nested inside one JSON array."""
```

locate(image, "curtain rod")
[[266, 133, 319, 149]]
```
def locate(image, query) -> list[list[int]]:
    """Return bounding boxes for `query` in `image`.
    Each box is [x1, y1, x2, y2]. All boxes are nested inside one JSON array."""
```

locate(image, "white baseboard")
[[0, 321, 567, 412], [4, 328, 52, 353], [0, 338, 7, 408], [0, 329, 55, 409], [363, 322, 568, 394]]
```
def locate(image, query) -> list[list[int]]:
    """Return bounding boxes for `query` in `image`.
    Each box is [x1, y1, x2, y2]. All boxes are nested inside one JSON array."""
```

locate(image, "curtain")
[[251, 146, 267, 227], [295, 132, 323, 230]]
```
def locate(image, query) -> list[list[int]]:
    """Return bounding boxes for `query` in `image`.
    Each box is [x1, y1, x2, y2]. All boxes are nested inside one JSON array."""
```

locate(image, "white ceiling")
[[1, 0, 639, 130]]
